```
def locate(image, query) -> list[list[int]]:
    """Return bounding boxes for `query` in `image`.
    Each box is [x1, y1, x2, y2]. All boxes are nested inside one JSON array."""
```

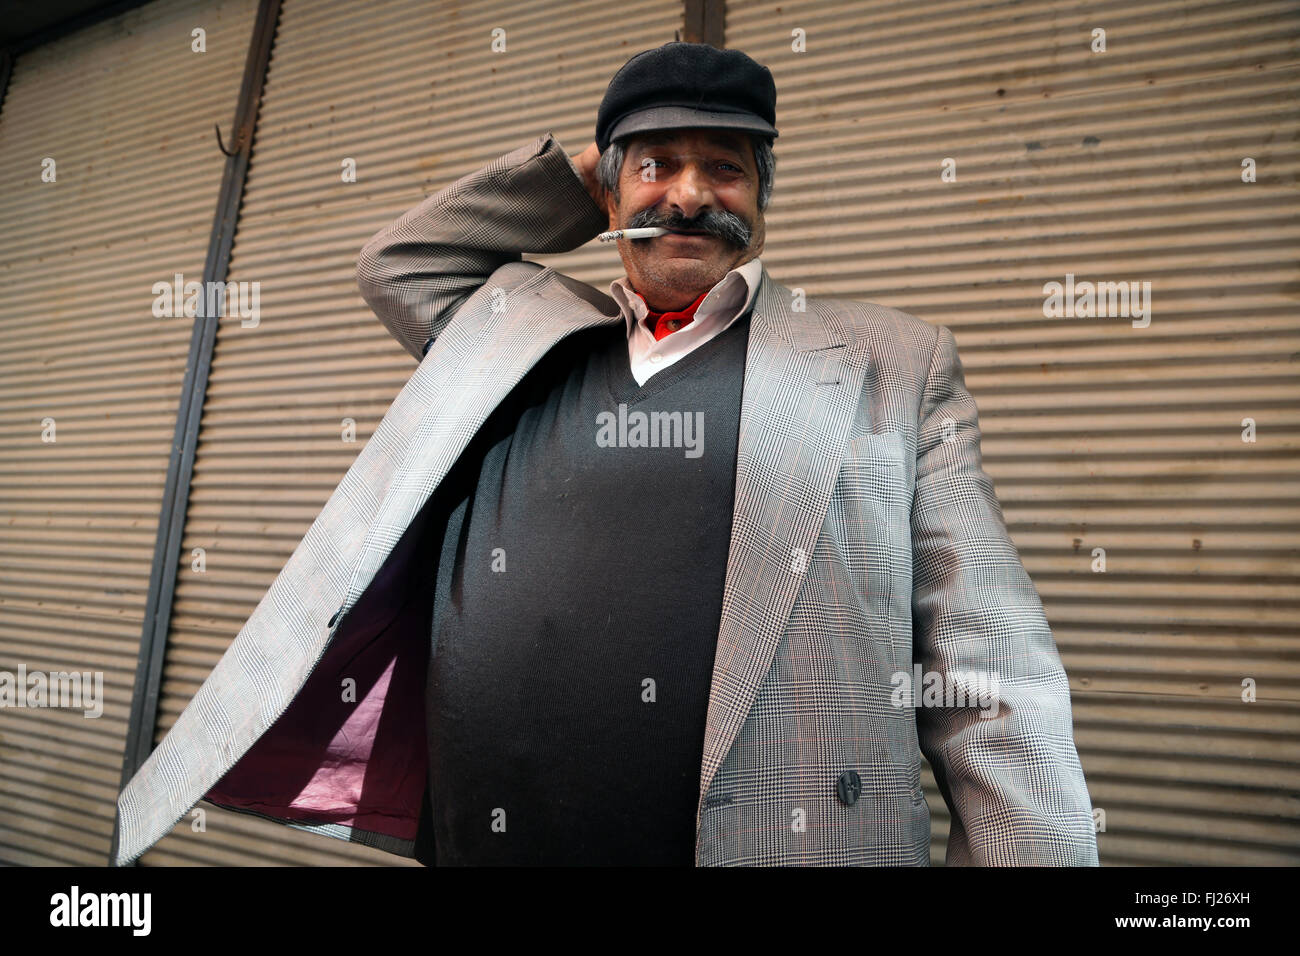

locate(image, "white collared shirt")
[[608, 257, 763, 386]]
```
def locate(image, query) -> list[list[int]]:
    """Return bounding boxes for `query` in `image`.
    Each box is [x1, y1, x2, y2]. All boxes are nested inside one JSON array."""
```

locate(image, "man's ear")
[[602, 185, 621, 226]]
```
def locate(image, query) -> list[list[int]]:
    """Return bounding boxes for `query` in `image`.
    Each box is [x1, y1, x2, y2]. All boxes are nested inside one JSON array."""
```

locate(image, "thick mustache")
[[626, 208, 752, 248]]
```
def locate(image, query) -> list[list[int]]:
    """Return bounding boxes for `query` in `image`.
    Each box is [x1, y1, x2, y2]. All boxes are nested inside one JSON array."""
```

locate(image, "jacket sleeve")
[[355, 131, 608, 360], [910, 322, 1098, 865]]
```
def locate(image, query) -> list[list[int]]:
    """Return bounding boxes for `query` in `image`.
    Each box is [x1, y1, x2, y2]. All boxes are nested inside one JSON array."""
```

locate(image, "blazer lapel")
[[697, 268, 874, 820], [334, 269, 622, 628]]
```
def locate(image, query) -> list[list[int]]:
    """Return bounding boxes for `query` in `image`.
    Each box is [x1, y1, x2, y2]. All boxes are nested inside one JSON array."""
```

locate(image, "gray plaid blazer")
[[114, 132, 1098, 867]]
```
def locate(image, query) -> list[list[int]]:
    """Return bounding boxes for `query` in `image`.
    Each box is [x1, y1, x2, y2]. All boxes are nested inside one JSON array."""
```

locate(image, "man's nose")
[[665, 163, 715, 221]]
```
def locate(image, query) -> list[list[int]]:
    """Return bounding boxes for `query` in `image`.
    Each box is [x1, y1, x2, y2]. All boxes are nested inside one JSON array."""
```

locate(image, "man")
[[113, 42, 1098, 866]]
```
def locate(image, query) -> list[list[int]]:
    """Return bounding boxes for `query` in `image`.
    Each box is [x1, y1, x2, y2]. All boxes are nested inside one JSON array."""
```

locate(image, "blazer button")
[[328, 606, 343, 628], [836, 770, 862, 807]]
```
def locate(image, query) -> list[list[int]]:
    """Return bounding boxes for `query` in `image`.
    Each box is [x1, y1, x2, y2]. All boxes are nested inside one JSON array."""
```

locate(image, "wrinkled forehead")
[[624, 129, 752, 159]]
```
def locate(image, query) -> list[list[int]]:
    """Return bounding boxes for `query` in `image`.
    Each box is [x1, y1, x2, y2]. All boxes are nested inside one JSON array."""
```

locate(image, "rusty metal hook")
[[215, 122, 242, 157]]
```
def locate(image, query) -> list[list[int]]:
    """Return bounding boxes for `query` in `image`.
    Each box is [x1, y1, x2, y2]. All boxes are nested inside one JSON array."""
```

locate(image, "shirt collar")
[[609, 257, 764, 340]]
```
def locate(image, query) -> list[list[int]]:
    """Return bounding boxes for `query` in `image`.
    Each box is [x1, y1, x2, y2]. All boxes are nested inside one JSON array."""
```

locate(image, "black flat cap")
[[595, 41, 778, 153]]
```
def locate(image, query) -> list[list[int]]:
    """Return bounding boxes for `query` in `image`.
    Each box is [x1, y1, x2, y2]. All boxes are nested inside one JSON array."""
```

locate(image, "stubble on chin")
[[636, 253, 719, 293]]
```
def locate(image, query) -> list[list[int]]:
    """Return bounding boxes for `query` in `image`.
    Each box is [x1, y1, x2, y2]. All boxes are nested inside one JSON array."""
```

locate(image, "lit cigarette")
[[597, 226, 670, 242]]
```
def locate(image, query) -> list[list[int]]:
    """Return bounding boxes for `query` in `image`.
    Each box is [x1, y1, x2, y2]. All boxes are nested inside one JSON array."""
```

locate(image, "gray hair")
[[596, 133, 775, 211]]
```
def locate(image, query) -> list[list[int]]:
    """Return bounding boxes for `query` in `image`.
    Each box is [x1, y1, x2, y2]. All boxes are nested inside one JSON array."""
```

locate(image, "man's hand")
[[571, 141, 608, 213]]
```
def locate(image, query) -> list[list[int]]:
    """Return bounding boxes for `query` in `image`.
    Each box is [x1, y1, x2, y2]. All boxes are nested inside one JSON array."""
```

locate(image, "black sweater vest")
[[423, 314, 751, 865]]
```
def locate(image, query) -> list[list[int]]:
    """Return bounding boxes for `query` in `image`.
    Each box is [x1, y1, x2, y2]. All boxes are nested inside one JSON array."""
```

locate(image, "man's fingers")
[[572, 141, 606, 209]]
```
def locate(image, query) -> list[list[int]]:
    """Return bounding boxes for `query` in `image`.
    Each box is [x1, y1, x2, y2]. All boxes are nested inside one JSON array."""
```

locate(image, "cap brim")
[[607, 105, 778, 145]]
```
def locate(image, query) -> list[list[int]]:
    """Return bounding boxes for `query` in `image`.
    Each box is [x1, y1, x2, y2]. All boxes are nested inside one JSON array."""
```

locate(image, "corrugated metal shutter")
[[0, 0, 258, 865], [726, 0, 1300, 864], [144, 0, 685, 865]]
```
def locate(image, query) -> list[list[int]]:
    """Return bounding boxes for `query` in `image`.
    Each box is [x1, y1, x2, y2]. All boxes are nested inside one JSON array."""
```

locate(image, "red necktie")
[[636, 290, 709, 341]]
